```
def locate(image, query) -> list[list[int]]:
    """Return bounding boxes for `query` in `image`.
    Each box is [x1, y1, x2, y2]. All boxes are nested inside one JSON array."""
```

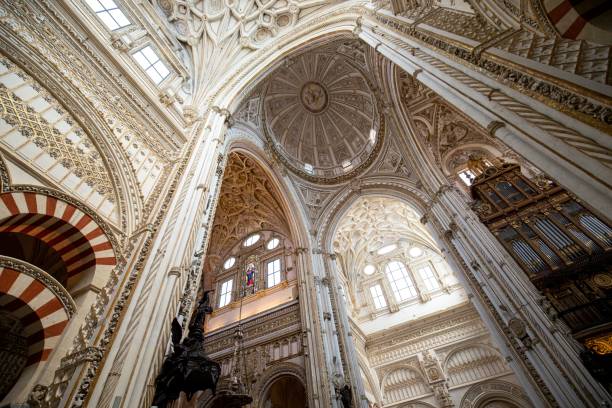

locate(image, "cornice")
[[366, 302, 479, 348]]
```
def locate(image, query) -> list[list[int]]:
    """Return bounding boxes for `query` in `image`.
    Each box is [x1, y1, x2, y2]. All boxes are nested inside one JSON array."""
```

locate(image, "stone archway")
[[261, 375, 307, 408], [459, 380, 532, 408], [250, 362, 307, 408]]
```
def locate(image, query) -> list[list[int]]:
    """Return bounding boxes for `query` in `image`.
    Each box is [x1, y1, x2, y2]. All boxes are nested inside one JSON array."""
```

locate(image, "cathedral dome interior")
[[0, 0, 611, 407], [262, 42, 382, 182]]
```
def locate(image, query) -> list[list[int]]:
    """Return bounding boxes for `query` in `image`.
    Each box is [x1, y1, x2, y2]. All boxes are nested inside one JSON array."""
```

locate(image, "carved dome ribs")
[[262, 40, 382, 182]]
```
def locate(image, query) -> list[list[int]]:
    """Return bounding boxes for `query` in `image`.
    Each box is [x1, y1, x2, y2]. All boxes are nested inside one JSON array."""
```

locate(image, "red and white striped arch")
[[543, 0, 612, 44], [0, 192, 116, 290], [0, 266, 71, 365]]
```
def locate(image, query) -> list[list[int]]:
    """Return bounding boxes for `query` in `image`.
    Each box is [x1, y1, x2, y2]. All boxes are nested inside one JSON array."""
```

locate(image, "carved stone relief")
[[0, 60, 114, 200], [153, 0, 329, 49]]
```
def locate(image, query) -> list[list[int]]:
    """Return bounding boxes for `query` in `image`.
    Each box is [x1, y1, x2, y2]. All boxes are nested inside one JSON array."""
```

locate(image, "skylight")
[[85, 0, 130, 31], [132, 46, 171, 85]]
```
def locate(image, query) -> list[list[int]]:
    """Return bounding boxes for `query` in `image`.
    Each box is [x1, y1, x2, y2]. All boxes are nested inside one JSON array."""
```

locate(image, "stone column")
[[427, 186, 611, 407], [358, 18, 612, 215], [87, 109, 229, 408], [294, 248, 336, 408], [325, 253, 369, 408], [311, 248, 355, 408]]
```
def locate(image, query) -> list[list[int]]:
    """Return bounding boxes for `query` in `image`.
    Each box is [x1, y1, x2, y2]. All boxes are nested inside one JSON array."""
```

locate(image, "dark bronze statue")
[[335, 384, 352, 408], [152, 291, 221, 407]]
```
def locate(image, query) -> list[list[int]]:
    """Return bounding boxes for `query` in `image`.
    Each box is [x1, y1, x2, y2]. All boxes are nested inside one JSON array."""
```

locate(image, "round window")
[[409, 247, 423, 258], [224, 257, 236, 269], [363, 264, 376, 275], [244, 234, 261, 247], [267, 238, 280, 250]]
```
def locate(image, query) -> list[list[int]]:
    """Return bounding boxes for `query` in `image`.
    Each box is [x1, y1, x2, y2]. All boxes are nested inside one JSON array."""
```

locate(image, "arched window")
[[266, 238, 280, 250], [219, 279, 233, 307], [384, 261, 417, 301], [223, 257, 236, 269]]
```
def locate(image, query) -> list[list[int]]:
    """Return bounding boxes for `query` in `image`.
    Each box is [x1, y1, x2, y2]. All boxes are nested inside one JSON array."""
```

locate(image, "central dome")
[[263, 46, 381, 182]]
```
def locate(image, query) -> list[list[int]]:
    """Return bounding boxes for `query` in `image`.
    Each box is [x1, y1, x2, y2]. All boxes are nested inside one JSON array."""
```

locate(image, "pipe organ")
[[470, 163, 612, 389]]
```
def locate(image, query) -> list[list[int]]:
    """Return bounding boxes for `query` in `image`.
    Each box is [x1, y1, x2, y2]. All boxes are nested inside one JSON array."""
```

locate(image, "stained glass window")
[[245, 261, 257, 295]]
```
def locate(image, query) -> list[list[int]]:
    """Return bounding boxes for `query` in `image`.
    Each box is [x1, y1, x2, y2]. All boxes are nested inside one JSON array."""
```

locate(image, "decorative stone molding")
[[0, 151, 9, 190], [250, 362, 307, 407], [61, 135, 196, 407], [486, 121, 505, 136], [371, 12, 612, 131], [204, 303, 301, 355], [154, 0, 327, 50], [259, 39, 387, 185]]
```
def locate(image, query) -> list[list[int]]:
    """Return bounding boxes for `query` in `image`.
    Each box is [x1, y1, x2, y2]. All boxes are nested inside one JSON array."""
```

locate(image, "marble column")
[[360, 19, 611, 406], [358, 19, 612, 216], [88, 110, 228, 408], [325, 253, 369, 408]]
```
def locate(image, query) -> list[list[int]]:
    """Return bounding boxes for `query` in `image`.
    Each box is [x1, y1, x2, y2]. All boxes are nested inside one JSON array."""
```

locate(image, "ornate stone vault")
[[203, 152, 290, 289], [154, 0, 331, 49], [261, 39, 383, 183], [333, 196, 437, 281]]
